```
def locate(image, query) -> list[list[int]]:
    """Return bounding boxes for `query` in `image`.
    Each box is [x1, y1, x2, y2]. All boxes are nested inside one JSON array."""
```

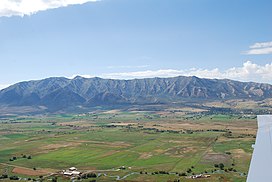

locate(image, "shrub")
[[179, 172, 186, 176], [186, 168, 192, 173], [0, 174, 8, 179], [87, 173, 97, 178], [219, 163, 224, 170], [9, 176, 19, 180]]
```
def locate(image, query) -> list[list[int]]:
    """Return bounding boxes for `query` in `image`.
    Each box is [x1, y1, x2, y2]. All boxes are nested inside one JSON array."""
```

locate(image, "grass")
[[0, 111, 257, 181], [213, 140, 254, 154]]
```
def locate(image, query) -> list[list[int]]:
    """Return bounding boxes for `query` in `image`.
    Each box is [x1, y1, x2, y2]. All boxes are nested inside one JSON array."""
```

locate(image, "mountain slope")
[[0, 76, 271, 111]]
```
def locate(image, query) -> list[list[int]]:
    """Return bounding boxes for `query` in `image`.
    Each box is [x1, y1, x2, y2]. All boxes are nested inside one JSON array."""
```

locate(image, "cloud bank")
[[1, 61, 271, 90], [73, 61, 272, 84], [0, 84, 11, 90], [244, 41, 272, 55], [0, 0, 98, 17]]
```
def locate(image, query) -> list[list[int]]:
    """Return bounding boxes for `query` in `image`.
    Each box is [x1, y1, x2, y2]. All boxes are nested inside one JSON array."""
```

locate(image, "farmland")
[[0, 109, 257, 181]]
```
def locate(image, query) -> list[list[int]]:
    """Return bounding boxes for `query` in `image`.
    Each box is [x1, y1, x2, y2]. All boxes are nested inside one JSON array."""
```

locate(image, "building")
[[63, 167, 81, 176], [69, 167, 77, 171]]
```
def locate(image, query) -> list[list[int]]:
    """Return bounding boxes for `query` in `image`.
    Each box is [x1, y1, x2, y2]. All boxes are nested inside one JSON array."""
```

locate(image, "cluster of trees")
[[207, 129, 229, 132], [139, 170, 192, 177], [139, 171, 148, 174], [9, 154, 32, 161], [9, 176, 19, 180], [214, 163, 225, 170], [80, 173, 97, 179], [0, 174, 8, 179], [0, 174, 50, 181], [23, 154, 32, 159], [142, 127, 182, 134], [213, 163, 238, 172], [151, 171, 170, 175], [129, 126, 194, 135]]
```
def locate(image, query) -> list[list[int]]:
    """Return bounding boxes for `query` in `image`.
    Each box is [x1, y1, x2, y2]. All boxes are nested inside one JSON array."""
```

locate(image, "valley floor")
[[0, 109, 257, 182]]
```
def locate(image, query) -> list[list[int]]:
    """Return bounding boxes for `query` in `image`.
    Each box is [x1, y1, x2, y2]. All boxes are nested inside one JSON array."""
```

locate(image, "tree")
[[87, 173, 97, 178], [219, 163, 224, 170]]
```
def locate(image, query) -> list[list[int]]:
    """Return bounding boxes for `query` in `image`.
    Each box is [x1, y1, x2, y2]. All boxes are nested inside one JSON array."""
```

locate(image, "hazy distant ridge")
[[0, 76, 271, 110]]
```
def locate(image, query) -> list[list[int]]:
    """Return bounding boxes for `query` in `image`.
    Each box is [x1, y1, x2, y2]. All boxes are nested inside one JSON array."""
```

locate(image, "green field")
[[0, 110, 256, 181]]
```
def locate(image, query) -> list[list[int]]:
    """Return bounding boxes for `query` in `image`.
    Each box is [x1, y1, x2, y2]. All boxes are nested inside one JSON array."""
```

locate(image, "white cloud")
[[0, 84, 11, 90], [67, 74, 95, 79], [3, 61, 271, 89], [103, 69, 184, 79], [0, 0, 99, 17], [107, 65, 150, 69], [244, 47, 272, 55], [250, 41, 272, 49], [71, 61, 272, 84], [244, 41, 272, 55]]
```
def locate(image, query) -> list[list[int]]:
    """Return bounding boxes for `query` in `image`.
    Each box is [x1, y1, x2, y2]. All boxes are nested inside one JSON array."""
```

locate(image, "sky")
[[0, 0, 271, 89]]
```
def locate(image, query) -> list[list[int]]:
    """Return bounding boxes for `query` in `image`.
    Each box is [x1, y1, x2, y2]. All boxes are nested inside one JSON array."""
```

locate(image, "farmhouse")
[[69, 167, 77, 171], [187, 174, 211, 179], [63, 167, 81, 176], [63, 171, 73, 176]]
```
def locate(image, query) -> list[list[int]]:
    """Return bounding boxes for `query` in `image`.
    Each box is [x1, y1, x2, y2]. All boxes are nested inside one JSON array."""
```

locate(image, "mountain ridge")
[[0, 76, 271, 111]]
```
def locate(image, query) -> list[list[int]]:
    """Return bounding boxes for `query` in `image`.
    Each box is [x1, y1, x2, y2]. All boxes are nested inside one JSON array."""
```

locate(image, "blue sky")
[[0, 0, 272, 89]]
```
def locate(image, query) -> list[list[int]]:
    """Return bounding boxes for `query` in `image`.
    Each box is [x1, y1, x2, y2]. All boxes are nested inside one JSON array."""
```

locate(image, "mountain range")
[[0, 76, 271, 111]]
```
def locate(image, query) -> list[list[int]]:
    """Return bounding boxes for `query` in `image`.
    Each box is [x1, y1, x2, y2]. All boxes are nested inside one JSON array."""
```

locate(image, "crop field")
[[0, 109, 257, 181]]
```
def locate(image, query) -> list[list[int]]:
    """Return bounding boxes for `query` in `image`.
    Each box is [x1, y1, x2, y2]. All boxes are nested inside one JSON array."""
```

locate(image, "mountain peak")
[[73, 75, 86, 80]]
